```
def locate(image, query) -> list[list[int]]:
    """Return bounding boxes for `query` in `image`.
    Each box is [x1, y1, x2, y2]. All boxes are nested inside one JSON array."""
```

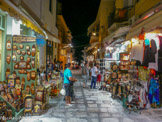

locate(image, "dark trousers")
[[90, 76, 97, 89]]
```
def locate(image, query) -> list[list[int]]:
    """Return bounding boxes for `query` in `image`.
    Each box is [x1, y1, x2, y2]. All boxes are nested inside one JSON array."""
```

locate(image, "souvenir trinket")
[[26, 85, 30, 93], [19, 44, 24, 49], [15, 84, 21, 96], [26, 45, 30, 51], [6, 40, 11, 51], [31, 71, 36, 80], [27, 57, 31, 63], [31, 83, 35, 95], [27, 71, 30, 81], [17, 50, 21, 55], [32, 57, 35, 68], [8, 75, 15, 88], [22, 50, 26, 55], [6, 68, 10, 79], [32, 45, 36, 56], [21, 78, 25, 90], [12, 54, 17, 63], [13, 45, 17, 51], [13, 71, 16, 79], [20, 56, 24, 60], [6, 55, 11, 64], [27, 51, 31, 56]]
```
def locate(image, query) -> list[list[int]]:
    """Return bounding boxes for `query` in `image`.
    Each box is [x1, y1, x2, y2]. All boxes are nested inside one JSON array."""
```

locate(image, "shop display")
[[31, 57, 35, 68]]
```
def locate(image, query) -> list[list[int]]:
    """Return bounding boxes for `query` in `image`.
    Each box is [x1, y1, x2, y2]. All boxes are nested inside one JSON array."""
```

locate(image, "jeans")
[[90, 76, 97, 89]]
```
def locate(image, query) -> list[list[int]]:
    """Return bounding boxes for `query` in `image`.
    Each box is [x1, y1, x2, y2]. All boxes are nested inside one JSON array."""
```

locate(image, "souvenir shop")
[[103, 11, 162, 112], [0, 4, 61, 121]]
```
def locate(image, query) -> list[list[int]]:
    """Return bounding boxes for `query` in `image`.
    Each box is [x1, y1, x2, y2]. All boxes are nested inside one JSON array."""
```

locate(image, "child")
[[97, 71, 102, 88]]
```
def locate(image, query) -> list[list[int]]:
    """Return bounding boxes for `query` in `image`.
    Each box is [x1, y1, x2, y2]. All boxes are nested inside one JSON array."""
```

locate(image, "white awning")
[[86, 42, 99, 52], [47, 33, 60, 43], [103, 26, 130, 44], [126, 10, 162, 40]]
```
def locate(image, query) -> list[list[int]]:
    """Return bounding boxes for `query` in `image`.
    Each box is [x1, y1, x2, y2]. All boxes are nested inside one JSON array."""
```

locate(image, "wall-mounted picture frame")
[[6, 55, 11, 64], [13, 45, 17, 51], [20, 56, 24, 61], [31, 71, 36, 80], [17, 50, 21, 55], [32, 45, 36, 56], [22, 51, 26, 55], [6, 40, 11, 51], [26, 45, 30, 51], [19, 44, 24, 49], [12, 54, 17, 63], [27, 51, 31, 56]]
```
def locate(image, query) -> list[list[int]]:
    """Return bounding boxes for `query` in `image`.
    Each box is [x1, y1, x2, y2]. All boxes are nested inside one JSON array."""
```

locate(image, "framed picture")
[[0, 82, 4, 91], [20, 56, 24, 61], [13, 45, 17, 51], [26, 45, 30, 51], [6, 55, 11, 64], [19, 62, 26, 68], [31, 71, 36, 80], [32, 45, 36, 56], [36, 92, 43, 101], [27, 51, 31, 56], [6, 40, 11, 51], [27, 57, 31, 63], [8, 75, 15, 88], [19, 44, 24, 49], [12, 54, 17, 63], [17, 50, 21, 55], [22, 51, 26, 55]]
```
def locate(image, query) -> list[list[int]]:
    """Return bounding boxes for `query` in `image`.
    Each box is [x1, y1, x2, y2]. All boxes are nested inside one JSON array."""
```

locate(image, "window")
[[55, 43, 57, 48], [49, 0, 53, 13]]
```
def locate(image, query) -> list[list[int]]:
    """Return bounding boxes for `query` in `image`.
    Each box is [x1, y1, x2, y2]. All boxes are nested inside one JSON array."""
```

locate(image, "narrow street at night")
[[20, 70, 162, 122]]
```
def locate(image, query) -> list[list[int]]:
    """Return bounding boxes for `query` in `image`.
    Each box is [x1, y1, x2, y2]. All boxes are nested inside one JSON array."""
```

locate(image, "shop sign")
[[13, 36, 36, 43], [36, 39, 46, 47]]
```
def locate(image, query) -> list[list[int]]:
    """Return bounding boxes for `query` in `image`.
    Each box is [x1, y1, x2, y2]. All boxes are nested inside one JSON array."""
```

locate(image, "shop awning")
[[103, 26, 130, 44], [0, 0, 45, 36], [86, 42, 99, 52], [47, 33, 60, 43], [126, 10, 162, 40]]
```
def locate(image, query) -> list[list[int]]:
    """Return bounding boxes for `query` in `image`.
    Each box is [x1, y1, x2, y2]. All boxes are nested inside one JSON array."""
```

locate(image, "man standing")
[[64, 63, 77, 106], [90, 63, 98, 89], [83, 62, 89, 88]]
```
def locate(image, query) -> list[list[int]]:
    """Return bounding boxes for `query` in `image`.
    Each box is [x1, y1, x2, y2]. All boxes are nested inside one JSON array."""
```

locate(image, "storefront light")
[[106, 47, 113, 50], [92, 32, 96, 36]]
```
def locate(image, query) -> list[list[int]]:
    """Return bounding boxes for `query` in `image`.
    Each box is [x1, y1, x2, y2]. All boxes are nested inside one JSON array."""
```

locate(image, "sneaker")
[[67, 104, 73, 107]]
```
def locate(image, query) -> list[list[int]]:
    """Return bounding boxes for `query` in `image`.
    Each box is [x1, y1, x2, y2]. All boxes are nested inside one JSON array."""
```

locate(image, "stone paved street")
[[20, 72, 162, 122]]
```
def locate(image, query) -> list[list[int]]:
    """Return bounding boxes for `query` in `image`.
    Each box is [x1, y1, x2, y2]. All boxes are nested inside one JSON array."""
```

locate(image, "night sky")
[[59, 0, 100, 62]]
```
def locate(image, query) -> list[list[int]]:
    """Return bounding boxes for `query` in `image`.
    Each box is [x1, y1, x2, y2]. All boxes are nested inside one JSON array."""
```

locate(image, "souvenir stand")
[[0, 35, 47, 120], [103, 31, 162, 113], [49, 71, 62, 97]]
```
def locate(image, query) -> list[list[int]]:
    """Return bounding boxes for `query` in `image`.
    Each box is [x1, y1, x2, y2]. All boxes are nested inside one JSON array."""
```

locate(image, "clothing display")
[[130, 40, 144, 63], [148, 78, 160, 106]]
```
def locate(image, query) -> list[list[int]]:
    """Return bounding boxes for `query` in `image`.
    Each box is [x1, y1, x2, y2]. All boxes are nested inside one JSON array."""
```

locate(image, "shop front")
[[102, 5, 162, 113], [0, 2, 55, 120]]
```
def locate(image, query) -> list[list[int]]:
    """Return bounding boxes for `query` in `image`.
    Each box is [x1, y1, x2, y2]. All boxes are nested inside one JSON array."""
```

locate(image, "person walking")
[[64, 63, 77, 106], [90, 63, 98, 89], [83, 62, 90, 88]]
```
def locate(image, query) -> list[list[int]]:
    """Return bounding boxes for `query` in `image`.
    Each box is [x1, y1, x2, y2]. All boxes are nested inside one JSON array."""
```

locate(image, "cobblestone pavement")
[[20, 72, 162, 122]]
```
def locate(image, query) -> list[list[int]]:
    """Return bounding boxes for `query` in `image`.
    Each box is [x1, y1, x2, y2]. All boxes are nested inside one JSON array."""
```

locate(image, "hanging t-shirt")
[[130, 40, 144, 63]]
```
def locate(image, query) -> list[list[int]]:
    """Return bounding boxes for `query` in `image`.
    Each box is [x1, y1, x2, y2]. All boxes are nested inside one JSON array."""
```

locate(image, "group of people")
[[63, 62, 103, 106], [83, 62, 102, 89]]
